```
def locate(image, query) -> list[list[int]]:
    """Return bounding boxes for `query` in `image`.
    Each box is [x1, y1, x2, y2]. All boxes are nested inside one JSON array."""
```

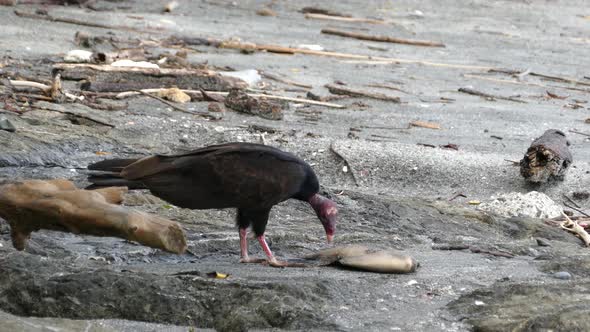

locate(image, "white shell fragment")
[[64, 50, 93, 63], [296, 44, 325, 51], [218, 69, 261, 87]]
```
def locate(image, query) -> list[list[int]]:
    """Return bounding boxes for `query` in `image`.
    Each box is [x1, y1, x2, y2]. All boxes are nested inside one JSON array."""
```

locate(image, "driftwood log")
[[520, 129, 572, 183], [52, 63, 248, 92], [0, 179, 187, 253]]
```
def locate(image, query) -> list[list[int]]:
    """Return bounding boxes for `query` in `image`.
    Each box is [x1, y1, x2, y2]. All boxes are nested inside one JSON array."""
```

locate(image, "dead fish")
[[338, 251, 418, 274], [304, 244, 369, 261]]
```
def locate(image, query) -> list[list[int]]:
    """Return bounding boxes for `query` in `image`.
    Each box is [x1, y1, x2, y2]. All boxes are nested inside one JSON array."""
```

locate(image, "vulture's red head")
[[309, 194, 338, 243]]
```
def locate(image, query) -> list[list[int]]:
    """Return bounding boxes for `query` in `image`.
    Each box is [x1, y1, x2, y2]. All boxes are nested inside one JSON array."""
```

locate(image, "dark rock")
[[540, 256, 590, 275], [449, 281, 590, 331], [0, 118, 16, 132], [573, 191, 590, 200], [536, 237, 551, 247], [0, 253, 334, 331]]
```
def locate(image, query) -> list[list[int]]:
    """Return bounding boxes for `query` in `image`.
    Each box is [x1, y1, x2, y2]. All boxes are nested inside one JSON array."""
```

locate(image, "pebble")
[[552, 271, 572, 280], [0, 117, 16, 132]]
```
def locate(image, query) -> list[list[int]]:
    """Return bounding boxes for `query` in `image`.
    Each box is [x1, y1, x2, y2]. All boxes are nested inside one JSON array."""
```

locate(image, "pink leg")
[[238, 228, 265, 264], [257, 234, 289, 267]]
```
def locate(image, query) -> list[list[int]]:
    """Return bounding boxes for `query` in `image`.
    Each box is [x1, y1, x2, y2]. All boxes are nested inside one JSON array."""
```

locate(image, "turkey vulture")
[[87, 142, 338, 267]]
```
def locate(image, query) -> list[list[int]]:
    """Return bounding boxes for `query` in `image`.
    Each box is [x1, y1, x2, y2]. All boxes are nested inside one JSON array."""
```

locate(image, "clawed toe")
[[239, 257, 267, 264]]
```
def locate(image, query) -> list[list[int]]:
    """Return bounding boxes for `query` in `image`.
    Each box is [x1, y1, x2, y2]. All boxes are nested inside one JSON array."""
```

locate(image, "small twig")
[[361, 125, 408, 130], [417, 143, 436, 148], [431, 244, 470, 250], [14, 93, 54, 101], [8, 80, 51, 94], [29, 104, 115, 128], [304, 13, 387, 24], [366, 83, 410, 94], [569, 129, 590, 137], [469, 247, 514, 258], [373, 134, 398, 139], [14, 10, 151, 33], [448, 192, 467, 201], [463, 73, 590, 93], [321, 28, 445, 47], [529, 72, 590, 87], [329, 142, 360, 186], [563, 194, 581, 208], [458, 87, 526, 103], [432, 244, 514, 258], [300, 7, 351, 17], [261, 72, 312, 89], [410, 121, 440, 130], [563, 201, 590, 217], [325, 84, 400, 102]]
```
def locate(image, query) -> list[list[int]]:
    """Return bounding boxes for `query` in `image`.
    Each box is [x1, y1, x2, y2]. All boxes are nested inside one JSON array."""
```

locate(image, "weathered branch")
[[304, 13, 386, 24], [321, 28, 445, 47], [561, 212, 590, 247], [325, 84, 401, 102], [520, 129, 572, 183], [0, 179, 187, 254], [458, 87, 526, 103]]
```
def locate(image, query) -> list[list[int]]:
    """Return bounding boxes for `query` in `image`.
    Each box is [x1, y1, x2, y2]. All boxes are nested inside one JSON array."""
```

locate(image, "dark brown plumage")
[[87, 142, 338, 266]]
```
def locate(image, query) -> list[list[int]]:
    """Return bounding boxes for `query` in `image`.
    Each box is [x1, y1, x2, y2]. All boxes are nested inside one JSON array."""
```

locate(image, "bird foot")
[[239, 257, 267, 264], [264, 258, 307, 268]]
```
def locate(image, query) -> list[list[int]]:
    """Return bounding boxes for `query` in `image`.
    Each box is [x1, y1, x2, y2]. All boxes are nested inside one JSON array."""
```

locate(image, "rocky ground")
[[1, 0, 590, 331]]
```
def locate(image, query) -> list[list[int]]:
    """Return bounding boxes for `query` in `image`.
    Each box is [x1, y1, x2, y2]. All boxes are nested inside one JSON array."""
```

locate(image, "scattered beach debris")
[[224, 88, 285, 120], [53, 63, 247, 92], [520, 129, 572, 183]]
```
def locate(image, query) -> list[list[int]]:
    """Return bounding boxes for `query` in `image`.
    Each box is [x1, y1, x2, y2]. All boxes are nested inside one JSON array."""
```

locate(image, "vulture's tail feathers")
[[86, 158, 146, 189]]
